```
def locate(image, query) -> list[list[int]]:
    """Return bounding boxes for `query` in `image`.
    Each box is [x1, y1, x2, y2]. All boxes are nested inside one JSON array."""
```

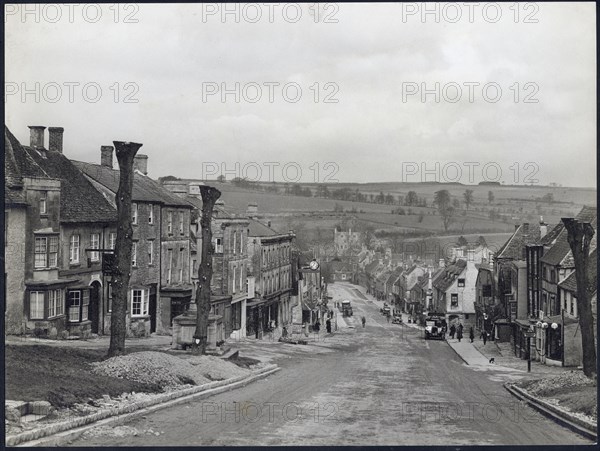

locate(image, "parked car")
[[342, 300, 353, 317], [424, 314, 447, 340]]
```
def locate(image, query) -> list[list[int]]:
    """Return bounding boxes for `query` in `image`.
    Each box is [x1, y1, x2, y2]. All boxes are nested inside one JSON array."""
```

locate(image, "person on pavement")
[[481, 330, 488, 345], [449, 324, 456, 339], [326, 318, 332, 334], [361, 316, 366, 328], [314, 319, 321, 333], [469, 326, 475, 343], [457, 326, 463, 342]]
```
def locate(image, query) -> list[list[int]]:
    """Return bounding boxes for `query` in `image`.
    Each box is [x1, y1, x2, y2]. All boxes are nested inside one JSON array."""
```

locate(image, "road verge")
[[504, 382, 597, 441], [8, 364, 280, 447]]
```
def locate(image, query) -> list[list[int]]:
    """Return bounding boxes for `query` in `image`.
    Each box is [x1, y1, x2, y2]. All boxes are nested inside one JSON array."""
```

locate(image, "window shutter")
[[144, 290, 149, 316]]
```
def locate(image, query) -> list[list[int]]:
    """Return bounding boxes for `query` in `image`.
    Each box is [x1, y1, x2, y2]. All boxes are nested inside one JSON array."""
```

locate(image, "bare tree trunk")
[[107, 141, 143, 358], [562, 218, 596, 378], [192, 186, 221, 355]]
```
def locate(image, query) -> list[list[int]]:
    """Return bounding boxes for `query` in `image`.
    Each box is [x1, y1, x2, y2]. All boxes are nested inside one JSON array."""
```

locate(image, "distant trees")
[[406, 190, 419, 206], [433, 189, 455, 232], [463, 189, 474, 211], [217, 175, 226, 183], [488, 190, 495, 205], [541, 192, 554, 203], [457, 235, 468, 247], [452, 198, 461, 209], [315, 184, 330, 198], [477, 235, 488, 247]]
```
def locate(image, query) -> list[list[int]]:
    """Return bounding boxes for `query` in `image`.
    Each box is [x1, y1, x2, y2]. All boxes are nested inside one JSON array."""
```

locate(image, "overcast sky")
[[5, 2, 596, 187]]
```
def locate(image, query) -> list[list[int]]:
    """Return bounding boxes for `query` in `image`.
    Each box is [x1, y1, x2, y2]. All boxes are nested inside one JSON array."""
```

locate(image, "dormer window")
[[457, 278, 465, 288]]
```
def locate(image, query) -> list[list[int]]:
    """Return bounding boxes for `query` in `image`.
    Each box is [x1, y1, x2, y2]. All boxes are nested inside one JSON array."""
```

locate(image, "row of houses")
[[353, 207, 596, 368], [476, 208, 597, 367], [4, 125, 323, 341]]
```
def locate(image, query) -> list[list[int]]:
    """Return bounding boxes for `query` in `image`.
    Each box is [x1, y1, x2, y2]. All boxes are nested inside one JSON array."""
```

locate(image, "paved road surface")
[[70, 283, 592, 446]]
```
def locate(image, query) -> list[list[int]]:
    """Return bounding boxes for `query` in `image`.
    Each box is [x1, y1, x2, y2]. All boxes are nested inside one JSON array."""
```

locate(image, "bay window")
[[68, 290, 89, 322], [30, 291, 44, 319], [48, 289, 64, 318], [109, 232, 117, 250]]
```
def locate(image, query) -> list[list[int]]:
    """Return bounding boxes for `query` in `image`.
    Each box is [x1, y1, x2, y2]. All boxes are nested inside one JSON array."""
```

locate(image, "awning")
[[246, 298, 269, 308]]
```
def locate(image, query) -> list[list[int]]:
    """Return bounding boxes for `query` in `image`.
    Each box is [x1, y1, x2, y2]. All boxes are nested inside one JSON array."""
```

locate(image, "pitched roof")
[[6, 127, 116, 222], [433, 260, 467, 292], [541, 206, 597, 267], [248, 218, 279, 237], [4, 127, 28, 205], [496, 223, 543, 261], [73, 161, 193, 208], [559, 248, 598, 297]]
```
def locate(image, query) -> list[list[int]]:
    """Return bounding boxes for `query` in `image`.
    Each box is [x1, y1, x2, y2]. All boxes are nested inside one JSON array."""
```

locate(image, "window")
[[550, 269, 556, 283], [167, 211, 173, 234], [68, 290, 81, 322], [167, 249, 173, 284], [69, 234, 80, 264], [39, 192, 47, 215], [192, 259, 197, 274], [90, 233, 100, 261], [82, 291, 89, 321], [215, 238, 223, 254], [239, 265, 243, 293], [232, 266, 237, 293], [179, 248, 184, 282], [107, 283, 113, 313], [239, 231, 243, 254], [457, 278, 465, 288], [30, 291, 44, 319], [451, 293, 458, 307], [233, 231, 237, 255], [148, 240, 154, 265], [34, 235, 58, 269], [109, 232, 117, 250], [48, 289, 63, 318], [148, 205, 154, 224], [132, 242, 137, 266], [131, 289, 148, 316], [132, 203, 138, 224], [179, 212, 184, 235], [570, 297, 574, 315]]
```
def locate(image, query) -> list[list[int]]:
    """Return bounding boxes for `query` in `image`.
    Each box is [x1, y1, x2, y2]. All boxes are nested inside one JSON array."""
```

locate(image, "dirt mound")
[[90, 351, 250, 390]]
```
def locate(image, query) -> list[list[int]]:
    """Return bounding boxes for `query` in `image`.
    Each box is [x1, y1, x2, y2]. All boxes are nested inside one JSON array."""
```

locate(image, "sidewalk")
[[5, 334, 173, 350]]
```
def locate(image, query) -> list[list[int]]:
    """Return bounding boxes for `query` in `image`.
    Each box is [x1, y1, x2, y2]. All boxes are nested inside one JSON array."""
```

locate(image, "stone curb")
[[504, 382, 597, 441], [7, 364, 280, 447]]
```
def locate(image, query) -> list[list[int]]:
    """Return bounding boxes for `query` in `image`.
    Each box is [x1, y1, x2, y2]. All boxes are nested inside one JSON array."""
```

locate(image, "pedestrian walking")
[[326, 318, 332, 334], [469, 326, 474, 343], [449, 324, 456, 339], [361, 316, 366, 328], [457, 328, 463, 342], [481, 330, 488, 345], [314, 319, 321, 333], [386, 314, 390, 323]]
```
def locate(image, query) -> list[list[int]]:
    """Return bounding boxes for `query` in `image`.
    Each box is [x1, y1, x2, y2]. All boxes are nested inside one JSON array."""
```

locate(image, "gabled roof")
[[73, 161, 193, 208], [433, 260, 467, 292], [559, 248, 598, 297], [6, 127, 116, 223]]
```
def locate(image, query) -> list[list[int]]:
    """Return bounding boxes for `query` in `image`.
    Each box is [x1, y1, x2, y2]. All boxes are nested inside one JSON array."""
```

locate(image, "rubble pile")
[[521, 370, 596, 396], [90, 351, 249, 389]]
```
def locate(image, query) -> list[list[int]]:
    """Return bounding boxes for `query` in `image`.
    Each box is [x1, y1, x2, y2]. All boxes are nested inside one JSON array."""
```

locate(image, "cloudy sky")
[[5, 2, 596, 187]]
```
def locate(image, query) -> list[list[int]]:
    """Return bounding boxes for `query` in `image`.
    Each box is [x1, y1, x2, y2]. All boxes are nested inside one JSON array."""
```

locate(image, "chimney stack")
[[28, 126, 46, 148], [539, 216, 547, 239], [48, 127, 64, 153], [101, 146, 114, 168], [247, 203, 258, 218], [133, 154, 148, 175]]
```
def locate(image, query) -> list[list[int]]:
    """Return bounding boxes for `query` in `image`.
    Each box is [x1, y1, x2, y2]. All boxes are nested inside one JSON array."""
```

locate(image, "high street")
[[70, 282, 592, 446]]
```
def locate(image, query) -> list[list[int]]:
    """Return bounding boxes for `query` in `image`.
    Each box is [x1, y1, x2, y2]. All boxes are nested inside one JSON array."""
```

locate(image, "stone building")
[[74, 150, 194, 335], [4, 125, 117, 337], [246, 218, 295, 337]]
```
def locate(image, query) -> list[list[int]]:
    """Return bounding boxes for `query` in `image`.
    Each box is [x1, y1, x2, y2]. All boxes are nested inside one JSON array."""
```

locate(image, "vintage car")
[[392, 315, 403, 324], [424, 314, 447, 340], [341, 300, 353, 317]]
